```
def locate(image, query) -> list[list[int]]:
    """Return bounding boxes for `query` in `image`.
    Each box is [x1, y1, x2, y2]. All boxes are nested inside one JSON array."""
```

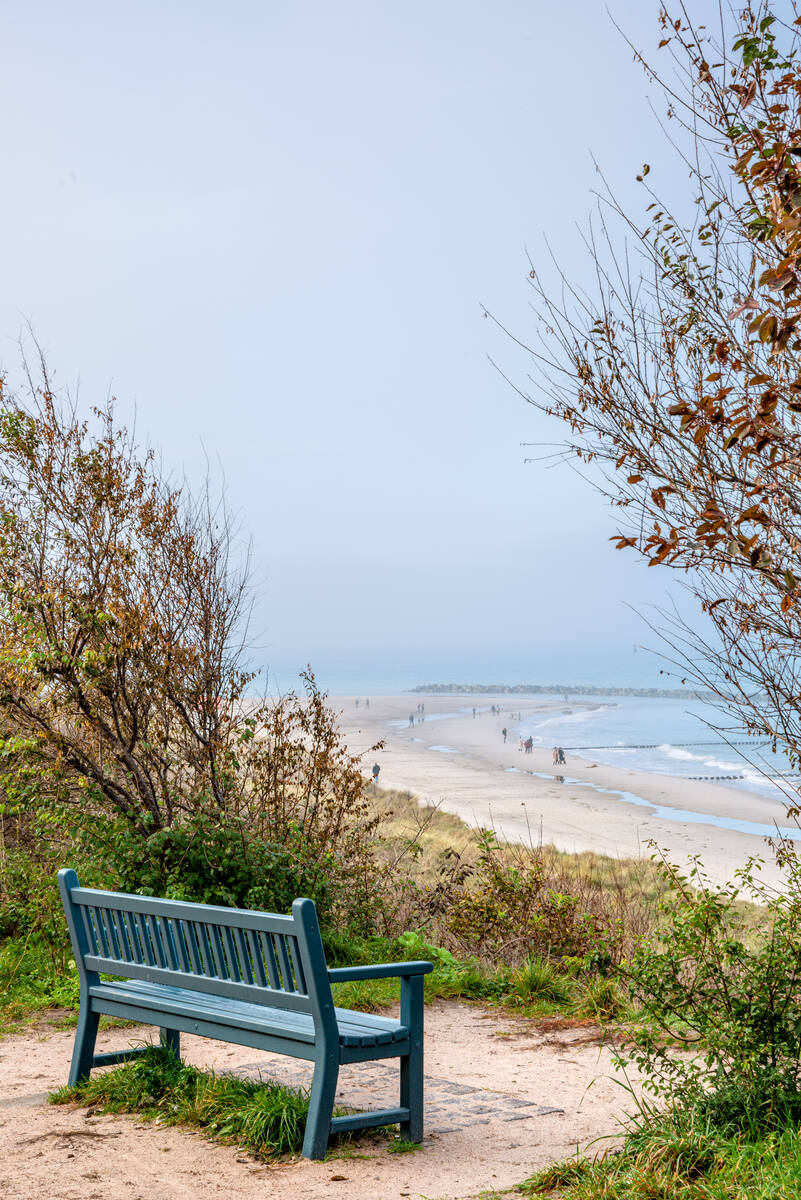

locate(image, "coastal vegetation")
[[507, 3, 801, 1196]]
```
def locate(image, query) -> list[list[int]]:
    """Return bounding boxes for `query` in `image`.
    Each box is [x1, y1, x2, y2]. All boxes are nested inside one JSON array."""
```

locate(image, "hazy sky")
[[1, 1, 716, 692]]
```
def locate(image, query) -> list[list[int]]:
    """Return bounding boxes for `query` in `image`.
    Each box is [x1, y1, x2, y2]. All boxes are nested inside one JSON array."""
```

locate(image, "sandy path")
[[334, 693, 790, 888], [0, 1005, 632, 1200]]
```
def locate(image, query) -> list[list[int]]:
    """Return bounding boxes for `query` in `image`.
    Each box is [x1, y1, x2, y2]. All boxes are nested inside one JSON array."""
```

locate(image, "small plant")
[[513, 955, 574, 1006], [520, 1156, 590, 1194], [386, 1137, 422, 1154], [571, 975, 626, 1022]]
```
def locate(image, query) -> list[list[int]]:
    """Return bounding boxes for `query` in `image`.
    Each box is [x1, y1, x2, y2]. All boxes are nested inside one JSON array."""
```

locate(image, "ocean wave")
[[659, 745, 700, 762]]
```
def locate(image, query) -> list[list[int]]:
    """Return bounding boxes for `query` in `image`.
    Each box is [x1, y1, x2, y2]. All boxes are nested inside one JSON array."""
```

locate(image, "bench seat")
[[89, 979, 410, 1049]]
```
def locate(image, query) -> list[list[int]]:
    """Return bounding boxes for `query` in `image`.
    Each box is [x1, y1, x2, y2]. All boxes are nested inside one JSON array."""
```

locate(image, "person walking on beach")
[[372, 762, 381, 784], [408, 713, 415, 727], [365, 698, 369, 708], [552, 747, 559, 766], [557, 747, 566, 765], [502, 727, 508, 743], [525, 736, 533, 754]]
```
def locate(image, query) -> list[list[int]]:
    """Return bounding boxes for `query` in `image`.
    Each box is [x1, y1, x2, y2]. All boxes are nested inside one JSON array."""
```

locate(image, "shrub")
[[442, 831, 640, 970], [571, 975, 627, 1022], [618, 855, 801, 1131], [77, 810, 332, 915]]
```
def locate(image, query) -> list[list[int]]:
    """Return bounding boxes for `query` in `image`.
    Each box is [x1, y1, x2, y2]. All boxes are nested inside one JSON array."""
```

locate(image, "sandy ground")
[[333, 693, 791, 888], [0, 1005, 634, 1200]]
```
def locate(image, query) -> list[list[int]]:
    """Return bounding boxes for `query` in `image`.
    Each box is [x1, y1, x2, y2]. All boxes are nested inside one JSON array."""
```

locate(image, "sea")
[[263, 655, 798, 807], [518, 695, 796, 804]]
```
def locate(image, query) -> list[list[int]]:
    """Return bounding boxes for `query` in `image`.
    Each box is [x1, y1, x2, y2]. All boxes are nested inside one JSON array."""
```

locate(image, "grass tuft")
[[513, 956, 575, 1006], [51, 1044, 309, 1159], [386, 1137, 422, 1154]]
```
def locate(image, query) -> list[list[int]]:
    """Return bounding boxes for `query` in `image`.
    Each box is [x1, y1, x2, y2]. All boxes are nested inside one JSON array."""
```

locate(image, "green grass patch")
[[386, 1137, 422, 1154], [520, 1120, 801, 1200], [52, 1043, 311, 1160], [0, 936, 81, 1033]]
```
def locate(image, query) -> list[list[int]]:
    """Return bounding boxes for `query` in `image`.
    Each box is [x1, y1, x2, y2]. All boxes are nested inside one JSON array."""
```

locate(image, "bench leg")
[[160, 1028, 180, 1057], [400, 974, 424, 1142], [69, 1001, 100, 1087], [302, 1052, 339, 1159]]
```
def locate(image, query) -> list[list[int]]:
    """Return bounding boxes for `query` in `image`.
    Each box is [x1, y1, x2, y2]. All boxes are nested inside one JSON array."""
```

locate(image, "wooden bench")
[[58, 869, 433, 1158]]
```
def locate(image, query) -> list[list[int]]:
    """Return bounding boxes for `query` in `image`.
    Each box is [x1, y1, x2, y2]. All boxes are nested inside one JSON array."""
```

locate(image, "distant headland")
[[412, 683, 715, 700]]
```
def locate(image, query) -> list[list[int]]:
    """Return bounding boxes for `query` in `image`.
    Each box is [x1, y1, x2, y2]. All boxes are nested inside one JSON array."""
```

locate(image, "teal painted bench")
[[58, 869, 433, 1158]]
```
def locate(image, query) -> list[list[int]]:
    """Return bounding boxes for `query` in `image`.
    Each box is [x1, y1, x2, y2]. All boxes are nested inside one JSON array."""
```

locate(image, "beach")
[[332, 693, 796, 888]]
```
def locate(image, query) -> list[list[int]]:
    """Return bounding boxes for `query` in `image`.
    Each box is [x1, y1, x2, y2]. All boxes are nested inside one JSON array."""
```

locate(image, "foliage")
[[51, 1044, 310, 1160], [439, 832, 652, 972], [617, 854, 801, 1128], [0, 369, 254, 836], [508, 3, 801, 815], [513, 955, 575, 1006], [570, 974, 628, 1022], [0, 360, 386, 938], [520, 1117, 801, 1200], [385, 1137, 422, 1154], [74, 808, 342, 916], [0, 936, 81, 1032]]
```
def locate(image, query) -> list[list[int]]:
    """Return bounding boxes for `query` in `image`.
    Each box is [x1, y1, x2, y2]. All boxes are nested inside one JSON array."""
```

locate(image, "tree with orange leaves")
[[510, 4, 801, 821]]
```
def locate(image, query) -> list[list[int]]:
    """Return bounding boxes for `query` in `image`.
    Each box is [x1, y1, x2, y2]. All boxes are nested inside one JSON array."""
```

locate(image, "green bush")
[[79, 810, 332, 915], [618, 855, 801, 1131]]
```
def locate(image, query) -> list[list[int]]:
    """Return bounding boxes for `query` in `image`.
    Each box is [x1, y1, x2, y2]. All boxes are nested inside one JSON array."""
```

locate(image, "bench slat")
[[196, 922, 215, 976], [80, 906, 98, 956], [184, 922, 204, 974], [102, 908, 122, 959], [258, 930, 281, 989], [90, 907, 109, 957], [135, 911, 153, 965], [171, 921, 191, 973], [275, 934, 295, 992], [246, 929, 267, 987], [113, 910, 134, 962], [147, 914, 167, 969], [234, 928, 254, 985], [289, 935, 307, 994], [71, 887, 297, 933], [82, 954, 315, 1012], [87, 981, 408, 1046], [223, 927, 241, 982], [208, 923, 229, 979]]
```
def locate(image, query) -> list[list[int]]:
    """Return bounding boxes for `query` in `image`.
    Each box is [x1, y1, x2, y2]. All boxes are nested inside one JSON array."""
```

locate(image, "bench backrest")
[[58, 869, 336, 1036]]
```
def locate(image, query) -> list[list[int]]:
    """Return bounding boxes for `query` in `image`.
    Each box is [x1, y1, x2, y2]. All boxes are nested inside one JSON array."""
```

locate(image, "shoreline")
[[332, 693, 795, 888]]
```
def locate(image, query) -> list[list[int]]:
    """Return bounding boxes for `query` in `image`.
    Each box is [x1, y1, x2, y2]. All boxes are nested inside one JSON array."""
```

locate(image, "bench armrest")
[[328, 960, 433, 983]]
